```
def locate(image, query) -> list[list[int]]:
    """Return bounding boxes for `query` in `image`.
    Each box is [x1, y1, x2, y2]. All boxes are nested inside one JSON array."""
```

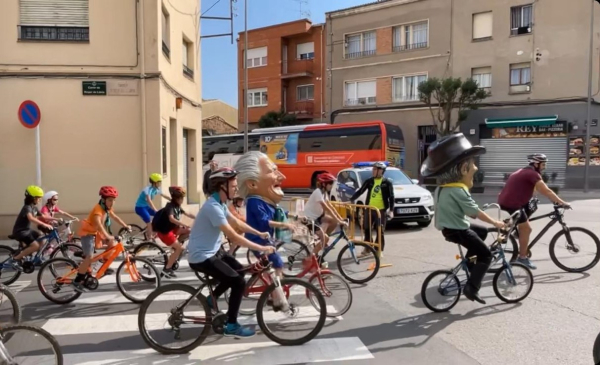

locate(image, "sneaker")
[[72, 280, 87, 293], [104, 268, 115, 275], [320, 261, 329, 269], [224, 323, 256, 338], [9, 259, 23, 272], [516, 257, 537, 270], [161, 269, 176, 278]]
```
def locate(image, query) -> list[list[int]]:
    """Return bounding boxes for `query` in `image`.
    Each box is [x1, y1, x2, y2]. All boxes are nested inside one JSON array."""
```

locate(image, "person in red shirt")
[[498, 154, 570, 269]]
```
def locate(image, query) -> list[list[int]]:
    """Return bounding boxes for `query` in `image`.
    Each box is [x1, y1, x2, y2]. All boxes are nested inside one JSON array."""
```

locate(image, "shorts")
[[500, 204, 532, 225], [135, 206, 156, 224], [12, 230, 42, 245], [80, 235, 96, 257], [252, 248, 283, 269], [156, 229, 179, 246]]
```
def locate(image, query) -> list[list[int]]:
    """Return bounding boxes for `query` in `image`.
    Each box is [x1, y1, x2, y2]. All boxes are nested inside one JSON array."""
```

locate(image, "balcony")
[[393, 42, 428, 52], [183, 64, 194, 79], [289, 101, 315, 119], [18, 25, 89, 41], [282, 59, 314, 79]]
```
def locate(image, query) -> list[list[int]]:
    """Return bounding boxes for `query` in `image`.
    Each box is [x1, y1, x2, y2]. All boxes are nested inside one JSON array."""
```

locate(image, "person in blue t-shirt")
[[234, 151, 294, 277], [135, 173, 171, 240], [188, 167, 274, 339]]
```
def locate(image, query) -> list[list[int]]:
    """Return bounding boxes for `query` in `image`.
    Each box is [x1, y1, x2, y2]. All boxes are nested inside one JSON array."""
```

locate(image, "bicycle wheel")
[[224, 273, 269, 316], [0, 324, 63, 365], [119, 224, 145, 247], [0, 286, 21, 326], [421, 270, 461, 312], [116, 257, 161, 304], [276, 240, 310, 277], [493, 262, 533, 303], [132, 241, 168, 281], [37, 257, 82, 304], [246, 248, 259, 265], [256, 278, 326, 346], [488, 228, 518, 274], [308, 271, 352, 317], [49, 243, 83, 262], [549, 227, 600, 273], [0, 245, 22, 286], [138, 283, 212, 355], [593, 330, 600, 365], [336, 242, 380, 284]]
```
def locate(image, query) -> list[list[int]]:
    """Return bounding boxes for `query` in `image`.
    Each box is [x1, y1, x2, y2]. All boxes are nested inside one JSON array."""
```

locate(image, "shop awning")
[[485, 115, 558, 128]]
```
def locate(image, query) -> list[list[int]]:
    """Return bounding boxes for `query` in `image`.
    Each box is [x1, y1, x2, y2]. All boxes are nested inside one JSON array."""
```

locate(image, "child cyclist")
[[135, 173, 171, 240], [10, 186, 54, 271], [151, 186, 196, 278], [74, 186, 131, 293], [421, 133, 505, 305]]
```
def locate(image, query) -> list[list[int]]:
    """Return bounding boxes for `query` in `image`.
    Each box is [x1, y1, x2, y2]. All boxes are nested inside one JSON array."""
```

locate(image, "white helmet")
[[43, 190, 58, 204]]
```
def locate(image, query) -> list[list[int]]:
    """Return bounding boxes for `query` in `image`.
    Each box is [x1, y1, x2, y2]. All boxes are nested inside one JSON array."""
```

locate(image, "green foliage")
[[418, 77, 489, 136], [258, 110, 298, 128]]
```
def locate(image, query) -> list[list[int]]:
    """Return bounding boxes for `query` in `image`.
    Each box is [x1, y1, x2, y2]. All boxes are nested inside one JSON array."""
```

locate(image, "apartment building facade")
[[237, 19, 326, 130], [326, 0, 600, 188], [0, 0, 203, 236]]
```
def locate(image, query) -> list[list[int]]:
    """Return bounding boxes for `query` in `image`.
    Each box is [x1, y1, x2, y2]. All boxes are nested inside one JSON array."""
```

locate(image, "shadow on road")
[[533, 271, 590, 285]]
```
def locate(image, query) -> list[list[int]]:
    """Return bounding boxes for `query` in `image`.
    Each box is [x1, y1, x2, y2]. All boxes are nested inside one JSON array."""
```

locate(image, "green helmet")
[[25, 185, 44, 198]]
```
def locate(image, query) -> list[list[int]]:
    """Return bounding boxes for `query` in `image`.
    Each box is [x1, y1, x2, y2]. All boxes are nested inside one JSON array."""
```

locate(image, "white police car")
[[331, 162, 435, 227]]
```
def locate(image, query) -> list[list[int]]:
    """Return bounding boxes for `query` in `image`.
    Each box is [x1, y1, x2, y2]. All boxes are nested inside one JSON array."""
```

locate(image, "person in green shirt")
[[421, 133, 504, 305]]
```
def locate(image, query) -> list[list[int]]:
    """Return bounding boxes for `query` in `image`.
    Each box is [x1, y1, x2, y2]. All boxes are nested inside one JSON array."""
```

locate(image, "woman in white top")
[[303, 172, 347, 254]]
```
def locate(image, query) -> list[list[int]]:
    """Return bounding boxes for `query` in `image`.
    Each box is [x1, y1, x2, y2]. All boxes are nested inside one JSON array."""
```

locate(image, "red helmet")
[[99, 186, 118, 198], [169, 186, 186, 198], [317, 172, 336, 184]]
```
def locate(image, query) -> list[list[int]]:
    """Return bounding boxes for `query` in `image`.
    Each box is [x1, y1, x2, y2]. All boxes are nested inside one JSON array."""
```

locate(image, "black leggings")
[[364, 209, 387, 251], [189, 253, 245, 324]]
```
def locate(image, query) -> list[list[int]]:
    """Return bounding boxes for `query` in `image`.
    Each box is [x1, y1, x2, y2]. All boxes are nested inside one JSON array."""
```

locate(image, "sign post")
[[18, 100, 42, 186]]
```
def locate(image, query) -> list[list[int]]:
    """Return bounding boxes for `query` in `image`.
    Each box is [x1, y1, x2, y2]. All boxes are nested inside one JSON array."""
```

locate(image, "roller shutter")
[[479, 138, 567, 187], [20, 0, 89, 27]]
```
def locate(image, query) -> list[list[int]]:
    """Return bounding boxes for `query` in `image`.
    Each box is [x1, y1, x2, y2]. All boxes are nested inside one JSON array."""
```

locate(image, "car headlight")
[[422, 194, 433, 202]]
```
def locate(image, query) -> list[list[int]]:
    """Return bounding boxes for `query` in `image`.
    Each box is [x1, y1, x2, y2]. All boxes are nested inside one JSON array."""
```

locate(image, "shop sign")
[[490, 122, 567, 139]]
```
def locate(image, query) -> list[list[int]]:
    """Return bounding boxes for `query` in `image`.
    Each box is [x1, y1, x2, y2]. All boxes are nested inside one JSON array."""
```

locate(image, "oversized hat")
[[420, 133, 486, 177]]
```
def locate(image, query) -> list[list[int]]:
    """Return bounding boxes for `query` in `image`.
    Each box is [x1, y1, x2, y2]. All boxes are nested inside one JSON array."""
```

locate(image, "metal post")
[[585, 0, 595, 192], [243, 0, 249, 152], [35, 125, 41, 186]]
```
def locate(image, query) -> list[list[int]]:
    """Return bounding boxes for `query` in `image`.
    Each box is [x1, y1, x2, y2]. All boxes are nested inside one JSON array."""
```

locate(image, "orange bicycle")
[[36, 236, 161, 304]]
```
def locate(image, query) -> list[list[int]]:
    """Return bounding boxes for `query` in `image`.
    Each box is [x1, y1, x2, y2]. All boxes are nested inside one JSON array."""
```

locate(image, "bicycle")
[[593, 330, 600, 365], [119, 223, 148, 248], [138, 256, 327, 354], [0, 285, 21, 329], [37, 235, 161, 304], [501, 198, 600, 273], [421, 207, 534, 312], [0, 220, 84, 286]]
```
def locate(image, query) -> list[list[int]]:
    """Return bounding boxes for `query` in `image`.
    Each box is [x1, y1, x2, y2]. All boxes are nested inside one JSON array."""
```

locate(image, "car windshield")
[[358, 169, 413, 186]]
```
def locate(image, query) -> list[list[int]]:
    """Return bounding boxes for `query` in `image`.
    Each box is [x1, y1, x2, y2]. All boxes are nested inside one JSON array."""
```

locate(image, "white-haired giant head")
[[234, 151, 286, 204]]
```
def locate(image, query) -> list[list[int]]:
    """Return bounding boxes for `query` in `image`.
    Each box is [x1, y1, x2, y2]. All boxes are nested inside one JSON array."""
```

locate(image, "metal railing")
[[183, 64, 194, 79], [19, 26, 89, 41], [345, 49, 376, 59], [162, 41, 170, 59], [393, 42, 428, 52]]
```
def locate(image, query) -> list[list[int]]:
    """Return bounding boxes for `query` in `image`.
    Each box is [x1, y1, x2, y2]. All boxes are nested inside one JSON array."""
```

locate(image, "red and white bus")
[[202, 121, 404, 190]]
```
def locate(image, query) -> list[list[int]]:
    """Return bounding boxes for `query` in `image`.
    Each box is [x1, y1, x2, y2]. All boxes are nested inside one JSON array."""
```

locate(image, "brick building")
[[237, 19, 326, 130]]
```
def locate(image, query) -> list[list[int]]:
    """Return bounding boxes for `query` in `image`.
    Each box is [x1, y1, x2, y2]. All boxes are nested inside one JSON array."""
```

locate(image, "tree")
[[418, 77, 489, 136], [258, 110, 297, 128]]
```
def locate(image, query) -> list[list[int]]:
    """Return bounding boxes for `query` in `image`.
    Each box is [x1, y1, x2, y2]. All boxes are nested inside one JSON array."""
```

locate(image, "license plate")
[[397, 207, 419, 214]]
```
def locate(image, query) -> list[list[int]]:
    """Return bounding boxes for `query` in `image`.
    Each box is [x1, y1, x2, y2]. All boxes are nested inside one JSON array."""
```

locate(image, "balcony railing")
[[19, 26, 89, 41], [282, 59, 314, 78], [183, 64, 194, 79], [162, 41, 170, 59], [344, 49, 376, 59], [345, 97, 376, 106], [290, 101, 315, 119], [393, 42, 428, 52]]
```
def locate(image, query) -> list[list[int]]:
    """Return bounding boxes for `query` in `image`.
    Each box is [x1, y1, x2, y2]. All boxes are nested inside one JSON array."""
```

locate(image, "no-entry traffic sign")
[[18, 100, 41, 129]]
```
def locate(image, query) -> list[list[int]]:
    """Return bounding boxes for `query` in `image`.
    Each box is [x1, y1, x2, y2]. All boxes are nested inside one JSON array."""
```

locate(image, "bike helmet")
[[317, 172, 336, 184], [25, 185, 44, 198], [210, 167, 238, 181], [43, 190, 58, 203], [169, 186, 186, 198], [528, 153, 548, 164], [99, 186, 119, 198], [149, 173, 163, 183], [373, 161, 387, 170]]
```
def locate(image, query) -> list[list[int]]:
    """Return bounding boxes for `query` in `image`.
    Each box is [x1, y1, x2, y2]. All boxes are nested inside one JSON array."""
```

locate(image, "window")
[[248, 88, 268, 107], [182, 38, 194, 78], [338, 171, 359, 188], [472, 67, 492, 89], [511, 4, 533, 35], [298, 126, 382, 152], [393, 21, 428, 52], [392, 74, 427, 102], [345, 31, 376, 59], [297, 85, 314, 101], [162, 7, 170, 59], [344, 80, 376, 106], [18, 0, 89, 41], [247, 47, 267, 68], [297, 42, 314, 60], [472, 12, 493, 40], [510, 63, 531, 93], [161, 127, 168, 175]]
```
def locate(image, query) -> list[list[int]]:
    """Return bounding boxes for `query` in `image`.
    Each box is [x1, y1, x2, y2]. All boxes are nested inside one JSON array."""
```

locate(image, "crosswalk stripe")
[[42, 306, 341, 335], [52, 337, 373, 364]]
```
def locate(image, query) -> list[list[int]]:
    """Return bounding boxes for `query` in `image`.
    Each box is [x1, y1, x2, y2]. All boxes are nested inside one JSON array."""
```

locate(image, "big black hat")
[[420, 133, 486, 177]]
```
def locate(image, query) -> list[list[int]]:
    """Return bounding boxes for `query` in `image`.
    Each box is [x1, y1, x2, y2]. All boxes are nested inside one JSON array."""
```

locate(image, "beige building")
[[0, 0, 203, 236], [201, 99, 238, 135], [326, 0, 600, 188]]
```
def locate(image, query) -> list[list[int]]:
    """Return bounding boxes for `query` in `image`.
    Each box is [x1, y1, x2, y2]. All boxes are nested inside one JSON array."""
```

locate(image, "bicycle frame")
[[318, 226, 352, 262], [0, 339, 15, 365], [520, 207, 567, 252]]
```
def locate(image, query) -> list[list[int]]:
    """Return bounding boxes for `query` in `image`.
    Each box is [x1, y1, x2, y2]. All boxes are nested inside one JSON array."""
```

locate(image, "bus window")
[[298, 126, 382, 152]]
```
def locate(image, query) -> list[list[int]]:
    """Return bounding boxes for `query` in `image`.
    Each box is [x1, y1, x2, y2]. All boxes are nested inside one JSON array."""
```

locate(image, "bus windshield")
[[358, 169, 413, 186]]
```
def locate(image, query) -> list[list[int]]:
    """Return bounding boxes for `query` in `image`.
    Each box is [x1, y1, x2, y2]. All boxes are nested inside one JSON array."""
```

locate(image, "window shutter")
[[357, 81, 376, 98], [297, 42, 314, 58], [20, 0, 89, 27], [473, 12, 493, 39]]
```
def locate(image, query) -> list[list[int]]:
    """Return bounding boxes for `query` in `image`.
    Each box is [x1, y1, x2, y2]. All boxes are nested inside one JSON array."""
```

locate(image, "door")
[[282, 45, 288, 74], [182, 129, 190, 202], [283, 88, 287, 113], [418, 126, 437, 183]]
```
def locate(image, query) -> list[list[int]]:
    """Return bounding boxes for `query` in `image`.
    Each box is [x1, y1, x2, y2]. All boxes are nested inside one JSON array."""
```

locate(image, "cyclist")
[[421, 133, 505, 305], [498, 153, 571, 269], [74, 186, 131, 293], [151, 186, 196, 278], [187, 167, 275, 338], [10, 186, 54, 271], [135, 173, 171, 240], [303, 172, 347, 256], [41, 191, 79, 224], [227, 195, 246, 255]]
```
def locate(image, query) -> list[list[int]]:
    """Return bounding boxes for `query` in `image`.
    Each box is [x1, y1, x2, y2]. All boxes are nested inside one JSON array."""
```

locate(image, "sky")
[[200, 0, 369, 107]]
